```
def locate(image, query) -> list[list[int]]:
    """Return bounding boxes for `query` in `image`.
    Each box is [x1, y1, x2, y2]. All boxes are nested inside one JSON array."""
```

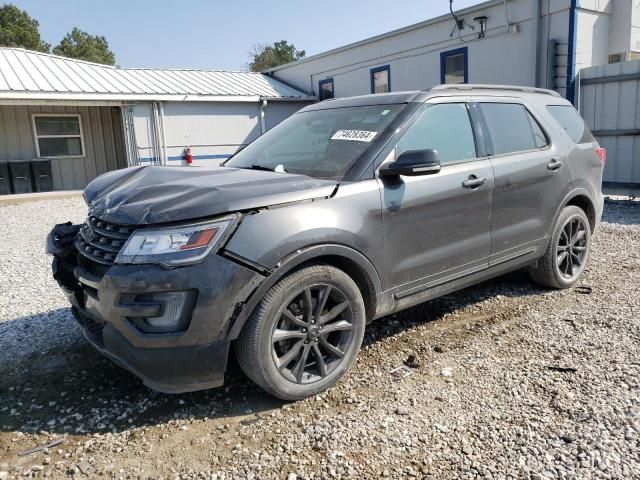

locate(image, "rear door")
[[474, 99, 573, 265], [378, 99, 494, 295]]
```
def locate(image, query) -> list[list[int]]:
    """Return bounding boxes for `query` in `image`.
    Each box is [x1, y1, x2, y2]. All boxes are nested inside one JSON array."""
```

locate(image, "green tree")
[[53, 27, 115, 65], [0, 4, 50, 52], [248, 40, 305, 72]]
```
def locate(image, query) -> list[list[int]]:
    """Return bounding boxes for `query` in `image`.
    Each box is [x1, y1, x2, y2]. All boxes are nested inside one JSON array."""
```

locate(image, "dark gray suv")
[[48, 85, 605, 400]]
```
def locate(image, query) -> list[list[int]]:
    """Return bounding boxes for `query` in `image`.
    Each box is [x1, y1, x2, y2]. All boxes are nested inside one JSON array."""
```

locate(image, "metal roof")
[[0, 48, 313, 102]]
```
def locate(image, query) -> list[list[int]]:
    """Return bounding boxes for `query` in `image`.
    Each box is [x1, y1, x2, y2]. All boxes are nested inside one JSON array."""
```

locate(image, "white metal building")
[[264, 0, 640, 186], [266, 0, 640, 103], [0, 48, 313, 194]]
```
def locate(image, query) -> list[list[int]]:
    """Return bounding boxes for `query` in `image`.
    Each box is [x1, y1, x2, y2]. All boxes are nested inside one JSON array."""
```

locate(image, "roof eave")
[[0, 92, 314, 103]]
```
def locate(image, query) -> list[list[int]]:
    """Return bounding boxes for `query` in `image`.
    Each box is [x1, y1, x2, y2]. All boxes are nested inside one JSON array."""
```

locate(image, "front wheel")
[[235, 264, 366, 400], [529, 205, 592, 289]]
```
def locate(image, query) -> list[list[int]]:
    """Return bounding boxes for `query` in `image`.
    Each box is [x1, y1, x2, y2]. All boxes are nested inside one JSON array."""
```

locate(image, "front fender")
[[223, 243, 383, 340], [222, 181, 386, 339]]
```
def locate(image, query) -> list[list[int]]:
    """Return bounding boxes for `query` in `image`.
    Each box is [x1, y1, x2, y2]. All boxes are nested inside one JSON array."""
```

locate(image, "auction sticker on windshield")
[[331, 130, 378, 142]]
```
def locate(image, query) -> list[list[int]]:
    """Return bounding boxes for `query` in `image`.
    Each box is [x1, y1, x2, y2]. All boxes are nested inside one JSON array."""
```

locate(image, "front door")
[[378, 101, 494, 296]]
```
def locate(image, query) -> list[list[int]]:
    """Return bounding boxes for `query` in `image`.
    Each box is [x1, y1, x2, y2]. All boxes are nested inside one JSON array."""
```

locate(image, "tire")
[[529, 206, 592, 289], [235, 264, 366, 400]]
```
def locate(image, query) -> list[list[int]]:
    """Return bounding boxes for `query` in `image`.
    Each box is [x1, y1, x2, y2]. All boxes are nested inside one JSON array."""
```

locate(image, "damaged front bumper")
[[47, 223, 265, 393]]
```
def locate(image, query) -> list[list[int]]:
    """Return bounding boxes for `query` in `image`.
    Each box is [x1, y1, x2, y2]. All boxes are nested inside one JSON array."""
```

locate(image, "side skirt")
[[373, 249, 541, 320]]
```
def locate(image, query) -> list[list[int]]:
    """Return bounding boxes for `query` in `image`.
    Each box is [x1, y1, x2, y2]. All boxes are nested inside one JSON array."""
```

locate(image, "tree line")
[[0, 3, 116, 65]]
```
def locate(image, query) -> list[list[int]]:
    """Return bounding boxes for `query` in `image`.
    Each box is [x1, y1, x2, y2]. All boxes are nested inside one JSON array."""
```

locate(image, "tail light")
[[595, 147, 606, 166]]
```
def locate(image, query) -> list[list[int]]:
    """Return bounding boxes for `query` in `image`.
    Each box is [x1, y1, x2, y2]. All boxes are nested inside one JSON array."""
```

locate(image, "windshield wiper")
[[245, 164, 287, 173], [248, 164, 275, 172]]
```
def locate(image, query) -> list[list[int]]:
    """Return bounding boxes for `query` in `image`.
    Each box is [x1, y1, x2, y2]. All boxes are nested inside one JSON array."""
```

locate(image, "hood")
[[84, 166, 338, 225]]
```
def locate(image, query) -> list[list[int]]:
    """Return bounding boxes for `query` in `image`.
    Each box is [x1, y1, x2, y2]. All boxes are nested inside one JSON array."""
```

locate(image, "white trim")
[[0, 92, 313, 103], [0, 99, 123, 107], [32, 113, 86, 159]]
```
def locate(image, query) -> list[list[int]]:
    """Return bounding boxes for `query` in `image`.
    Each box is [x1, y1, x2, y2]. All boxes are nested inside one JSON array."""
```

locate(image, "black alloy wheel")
[[556, 217, 588, 279], [271, 284, 354, 384], [235, 264, 366, 400]]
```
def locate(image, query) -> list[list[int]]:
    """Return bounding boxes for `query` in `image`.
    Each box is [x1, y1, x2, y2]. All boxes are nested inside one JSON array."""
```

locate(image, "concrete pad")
[[0, 190, 83, 205]]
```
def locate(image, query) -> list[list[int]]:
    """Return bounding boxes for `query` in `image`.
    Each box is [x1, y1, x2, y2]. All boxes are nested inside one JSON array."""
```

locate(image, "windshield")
[[224, 104, 405, 179]]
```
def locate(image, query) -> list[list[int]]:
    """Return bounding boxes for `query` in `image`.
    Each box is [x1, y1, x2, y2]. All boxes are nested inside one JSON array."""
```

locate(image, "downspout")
[[566, 0, 578, 103], [120, 105, 134, 167], [158, 101, 168, 165], [545, 0, 552, 88], [533, 0, 542, 87], [149, 102, 159, 165], [259, 99, 267, 135]]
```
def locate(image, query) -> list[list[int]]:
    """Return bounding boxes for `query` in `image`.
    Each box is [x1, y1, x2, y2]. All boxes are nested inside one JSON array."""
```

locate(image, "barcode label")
[[330, 130, 378, 142]]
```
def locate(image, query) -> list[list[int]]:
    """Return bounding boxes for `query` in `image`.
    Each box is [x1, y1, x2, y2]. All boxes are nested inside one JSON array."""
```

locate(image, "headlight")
[[115, 216, 235, 266]]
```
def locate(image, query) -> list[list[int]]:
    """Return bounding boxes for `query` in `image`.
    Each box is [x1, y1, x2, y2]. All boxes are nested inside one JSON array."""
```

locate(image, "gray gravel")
[[0, 199, 87, 384], [0, 198, 639, 479]]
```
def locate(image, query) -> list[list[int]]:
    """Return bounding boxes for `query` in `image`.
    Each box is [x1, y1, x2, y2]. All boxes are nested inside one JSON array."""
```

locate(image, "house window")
[[440, 47, 468, 84], [33, 115, 84, 158], [370, 65, 390, 94], [319, 78, 334, 101]]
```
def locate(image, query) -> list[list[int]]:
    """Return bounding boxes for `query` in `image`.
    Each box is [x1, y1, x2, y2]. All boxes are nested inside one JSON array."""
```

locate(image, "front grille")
[[76, 216, 135, 266]]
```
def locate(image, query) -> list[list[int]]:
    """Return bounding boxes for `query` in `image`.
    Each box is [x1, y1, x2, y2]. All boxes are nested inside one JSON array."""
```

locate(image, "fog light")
[[145, 291, 190, 330], [127, 290, 196, 334]]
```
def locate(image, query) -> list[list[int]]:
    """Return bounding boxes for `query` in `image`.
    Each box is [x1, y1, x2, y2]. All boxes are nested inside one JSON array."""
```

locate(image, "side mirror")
[[380, 149, 441, 177]]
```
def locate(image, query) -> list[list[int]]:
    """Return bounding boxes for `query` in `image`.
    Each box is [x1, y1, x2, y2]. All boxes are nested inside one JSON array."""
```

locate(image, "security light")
[[474, 16, 488, 38]]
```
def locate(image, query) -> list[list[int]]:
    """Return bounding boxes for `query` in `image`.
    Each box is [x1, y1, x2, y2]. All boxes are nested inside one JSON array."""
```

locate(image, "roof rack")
[[430, 84, 561, 97]]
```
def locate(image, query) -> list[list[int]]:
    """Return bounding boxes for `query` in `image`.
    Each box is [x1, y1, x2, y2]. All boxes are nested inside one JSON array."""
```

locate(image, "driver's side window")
[[396, 103, 477, 165]]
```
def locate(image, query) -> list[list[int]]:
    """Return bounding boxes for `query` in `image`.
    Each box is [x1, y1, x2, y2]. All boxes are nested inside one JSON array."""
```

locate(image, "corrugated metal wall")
[[131, 100, 308, 167], [0, 105, 127, 190], [579, 60, 640, 186]]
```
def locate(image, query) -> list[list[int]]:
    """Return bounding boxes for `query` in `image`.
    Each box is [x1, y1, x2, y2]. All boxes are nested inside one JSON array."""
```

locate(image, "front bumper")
[[74, 304, 231, 393], [50, 228, 265, 393]]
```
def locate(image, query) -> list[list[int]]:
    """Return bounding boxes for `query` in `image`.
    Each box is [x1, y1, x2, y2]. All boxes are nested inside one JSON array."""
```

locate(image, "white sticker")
[[331, 130, 378, 142]]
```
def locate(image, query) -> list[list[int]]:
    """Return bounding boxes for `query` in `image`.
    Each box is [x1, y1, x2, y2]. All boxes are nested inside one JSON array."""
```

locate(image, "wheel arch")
[[564, 192, 596, 232], [225, 244, 383, 340], [546, 188, 596, 238]]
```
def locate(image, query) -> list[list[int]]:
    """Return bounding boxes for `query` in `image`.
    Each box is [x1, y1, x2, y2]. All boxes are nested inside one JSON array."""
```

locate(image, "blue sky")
[[10, 0, 482, 70]]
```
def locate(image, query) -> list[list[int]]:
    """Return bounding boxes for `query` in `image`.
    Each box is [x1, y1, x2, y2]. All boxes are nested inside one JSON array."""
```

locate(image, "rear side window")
[[478, 103, 548, 155], [547, 105, 595, 144], [396, 103, 476, 164]]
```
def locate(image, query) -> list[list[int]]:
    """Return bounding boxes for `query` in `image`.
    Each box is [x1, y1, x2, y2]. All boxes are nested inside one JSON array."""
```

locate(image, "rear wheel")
[[529, 206, 591, 289], [235, 264, 366, 400]]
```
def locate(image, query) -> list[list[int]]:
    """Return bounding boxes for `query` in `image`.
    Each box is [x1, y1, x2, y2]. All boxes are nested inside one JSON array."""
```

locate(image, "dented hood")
[[84, 166, 338, 225]]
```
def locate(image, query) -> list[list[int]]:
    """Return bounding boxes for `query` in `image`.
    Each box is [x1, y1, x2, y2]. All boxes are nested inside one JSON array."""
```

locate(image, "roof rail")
[[431, 84, 561, 97]]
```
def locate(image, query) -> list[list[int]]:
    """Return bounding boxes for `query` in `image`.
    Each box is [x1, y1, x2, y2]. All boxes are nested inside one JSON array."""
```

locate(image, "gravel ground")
[[0, 198, 638, 479], [0, 199, 87, 384]]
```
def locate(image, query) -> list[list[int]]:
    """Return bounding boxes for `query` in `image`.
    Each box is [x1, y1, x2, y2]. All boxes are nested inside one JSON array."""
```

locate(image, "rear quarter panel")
[[527, 97, 604, 230]]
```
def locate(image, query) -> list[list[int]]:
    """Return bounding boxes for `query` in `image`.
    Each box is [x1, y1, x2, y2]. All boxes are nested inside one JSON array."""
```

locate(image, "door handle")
[[547, 159, 563, 171], [462, 175, 487, 189]]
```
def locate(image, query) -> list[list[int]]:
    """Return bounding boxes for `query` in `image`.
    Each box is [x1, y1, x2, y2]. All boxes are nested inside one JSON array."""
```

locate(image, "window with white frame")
[[33, 115, 84, 158]]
